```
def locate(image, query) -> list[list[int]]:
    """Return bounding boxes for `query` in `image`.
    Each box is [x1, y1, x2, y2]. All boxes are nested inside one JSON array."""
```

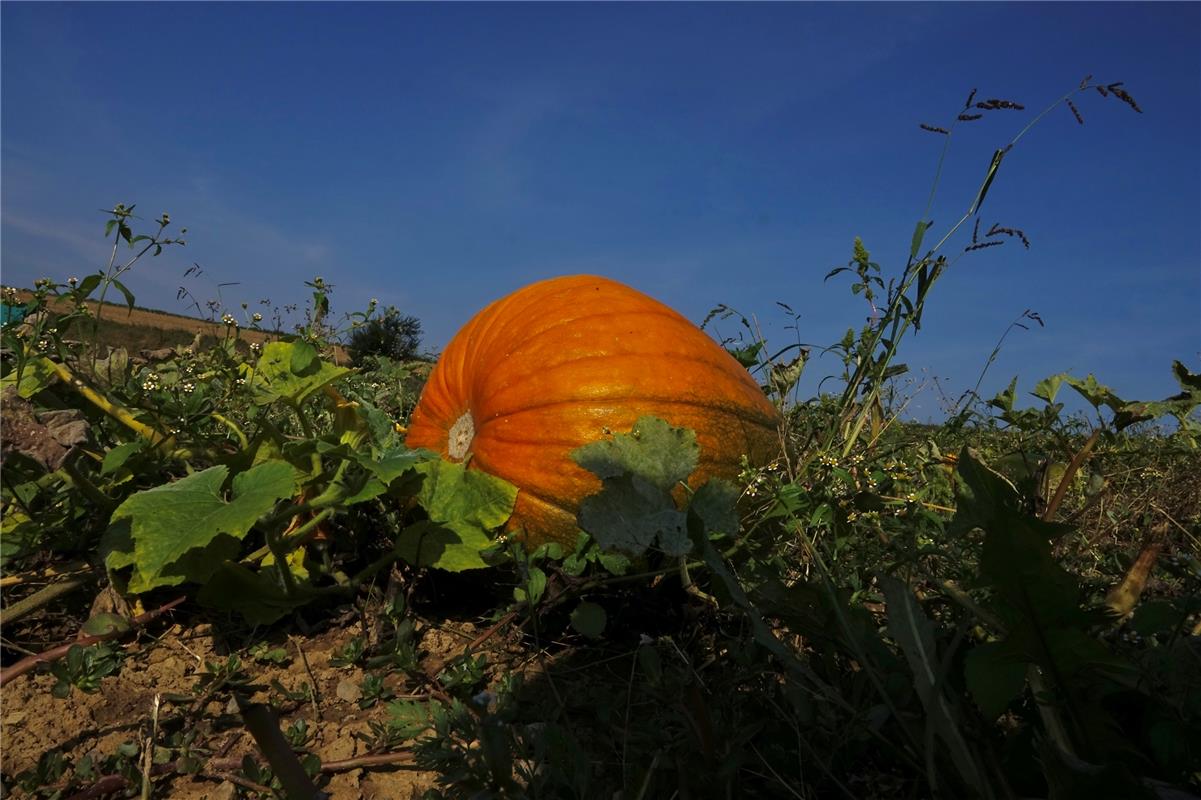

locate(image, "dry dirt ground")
[[0, 601, 525, 798]]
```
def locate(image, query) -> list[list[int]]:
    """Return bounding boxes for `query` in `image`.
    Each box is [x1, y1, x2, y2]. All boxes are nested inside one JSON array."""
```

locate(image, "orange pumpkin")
[[405, 275, 781, 547]]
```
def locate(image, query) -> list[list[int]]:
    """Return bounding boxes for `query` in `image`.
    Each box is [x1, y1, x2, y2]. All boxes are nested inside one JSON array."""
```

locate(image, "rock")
[[335, 679, 362, 704]]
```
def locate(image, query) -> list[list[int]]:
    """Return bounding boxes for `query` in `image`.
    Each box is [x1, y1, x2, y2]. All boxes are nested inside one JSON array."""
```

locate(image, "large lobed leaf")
[[106, 461, 296, 591], [242, 341, 351, 406], [572, 416, 729, 558], [395, 459, 517, 571], [572, 415, 698, 492]]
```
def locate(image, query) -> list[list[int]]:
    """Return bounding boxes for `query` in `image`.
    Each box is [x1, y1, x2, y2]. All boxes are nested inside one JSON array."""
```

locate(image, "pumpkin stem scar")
[[448, 411, 475, 461]]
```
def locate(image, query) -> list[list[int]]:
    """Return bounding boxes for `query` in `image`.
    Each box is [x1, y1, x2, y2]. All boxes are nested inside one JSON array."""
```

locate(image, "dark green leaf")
[[963, 640, 1027, 719], [577, 474, 687, 557], [688, 479, 740, 537], [909, 219, 931, 260], [101, 441, 145, 476], [1129, 600, 1183, 636], [77, 273, 104, 299], [395, 519, 493, 572], [968, 148, 1005, 217], [1171, 360, 1201, 392], [197, 561, 314, 625], [880, 576, 987, 791], [569, 601, 607, 638], [290, 340, 318, 373], [110, 278, 136, 313]]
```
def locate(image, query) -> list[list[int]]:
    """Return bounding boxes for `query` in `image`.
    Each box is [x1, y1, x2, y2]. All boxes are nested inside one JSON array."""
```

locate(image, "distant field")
[[6, 289, 349, 362]]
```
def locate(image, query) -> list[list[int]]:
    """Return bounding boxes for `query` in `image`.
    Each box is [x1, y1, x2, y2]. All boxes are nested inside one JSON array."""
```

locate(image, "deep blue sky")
[[3, 2, 1198, 419]]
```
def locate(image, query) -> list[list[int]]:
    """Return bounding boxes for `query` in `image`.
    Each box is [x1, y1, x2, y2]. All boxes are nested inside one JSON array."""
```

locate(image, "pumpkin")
[[405, 274, 781, 548]]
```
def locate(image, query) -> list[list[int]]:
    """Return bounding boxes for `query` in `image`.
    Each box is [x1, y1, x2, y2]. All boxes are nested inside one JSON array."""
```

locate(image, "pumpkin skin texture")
[[405, 275, 781, 549]]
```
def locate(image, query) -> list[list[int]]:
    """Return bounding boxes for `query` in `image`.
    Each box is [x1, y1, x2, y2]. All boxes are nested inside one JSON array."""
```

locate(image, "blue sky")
[[3, 2, 1198, 420]]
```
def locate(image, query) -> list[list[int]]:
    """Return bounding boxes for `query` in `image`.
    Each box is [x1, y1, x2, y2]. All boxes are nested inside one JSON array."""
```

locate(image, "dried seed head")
[[986, 224, 1030, 249], [1107, 83, 1142, 113], [920, 123, 950, 135], [1066, 99, 1084, 125], [976, 98, 1025, 111], [965, 241, 1004, 253], [964, 88, 978, 108], [972, 218, 980, 244], [1095, 85, 1109, 97], [1079, 74, 1093, 89], [957, 113, 983, 122]]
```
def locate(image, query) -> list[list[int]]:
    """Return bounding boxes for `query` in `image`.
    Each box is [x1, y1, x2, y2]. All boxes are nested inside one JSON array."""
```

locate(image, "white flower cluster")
[[142, 373, 161, 392]]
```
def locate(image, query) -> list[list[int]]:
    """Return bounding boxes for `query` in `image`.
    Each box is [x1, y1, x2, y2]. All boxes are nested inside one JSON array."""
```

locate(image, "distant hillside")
[[6, 289, 350, 364]]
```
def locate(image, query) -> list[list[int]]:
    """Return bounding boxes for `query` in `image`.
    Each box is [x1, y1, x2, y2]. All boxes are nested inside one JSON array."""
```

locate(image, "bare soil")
[[0, 598, 521, 798]]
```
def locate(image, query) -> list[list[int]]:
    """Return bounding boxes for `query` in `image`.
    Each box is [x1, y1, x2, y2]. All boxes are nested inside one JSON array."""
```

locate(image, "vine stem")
[[1041, 429, 1100, 521], [1, 574, 94, 626], [0, 595, 186, 688]]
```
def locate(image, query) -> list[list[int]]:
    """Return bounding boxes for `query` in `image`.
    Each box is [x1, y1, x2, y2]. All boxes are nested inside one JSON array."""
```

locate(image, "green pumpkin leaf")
[[1031, 373, 1067, 404], [571, 415, 698, 492], [414, 459, 517, 530], [688, 479, 740, 537], [1064, 373, 1124, 412], [338, 447, 427, 505], [1, 356, 59, 398], [110, 461, 296, 589], [242, 341, 351, 406], [578, 474, 687, 556], [395, 460, 517, 571], [197, 561, 315, 625], [948, 447, 1024, 537], [395, 519, 493, 572]]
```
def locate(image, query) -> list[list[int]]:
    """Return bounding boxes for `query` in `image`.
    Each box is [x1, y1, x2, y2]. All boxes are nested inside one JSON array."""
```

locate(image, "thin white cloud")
[[2, 212, 109, 261]]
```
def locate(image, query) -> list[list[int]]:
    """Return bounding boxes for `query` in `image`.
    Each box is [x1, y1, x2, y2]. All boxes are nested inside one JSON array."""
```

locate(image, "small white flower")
[[639, 633, 654, 646], [252, 312, 262, 323]]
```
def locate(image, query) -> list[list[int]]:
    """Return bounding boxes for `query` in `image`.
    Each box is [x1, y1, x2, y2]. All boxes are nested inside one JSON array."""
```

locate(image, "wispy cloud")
[[2, 212, 108, 260]]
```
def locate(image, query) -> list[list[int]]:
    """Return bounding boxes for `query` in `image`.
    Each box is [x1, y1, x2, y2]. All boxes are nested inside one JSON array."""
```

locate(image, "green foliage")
[[572, 415, 733, 558], [396, 459, 518, 571], [347, 306, 424, 365], [242, 340, 352, 406], [49, 643, 124, 698], [105, 461, 297, 591]]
